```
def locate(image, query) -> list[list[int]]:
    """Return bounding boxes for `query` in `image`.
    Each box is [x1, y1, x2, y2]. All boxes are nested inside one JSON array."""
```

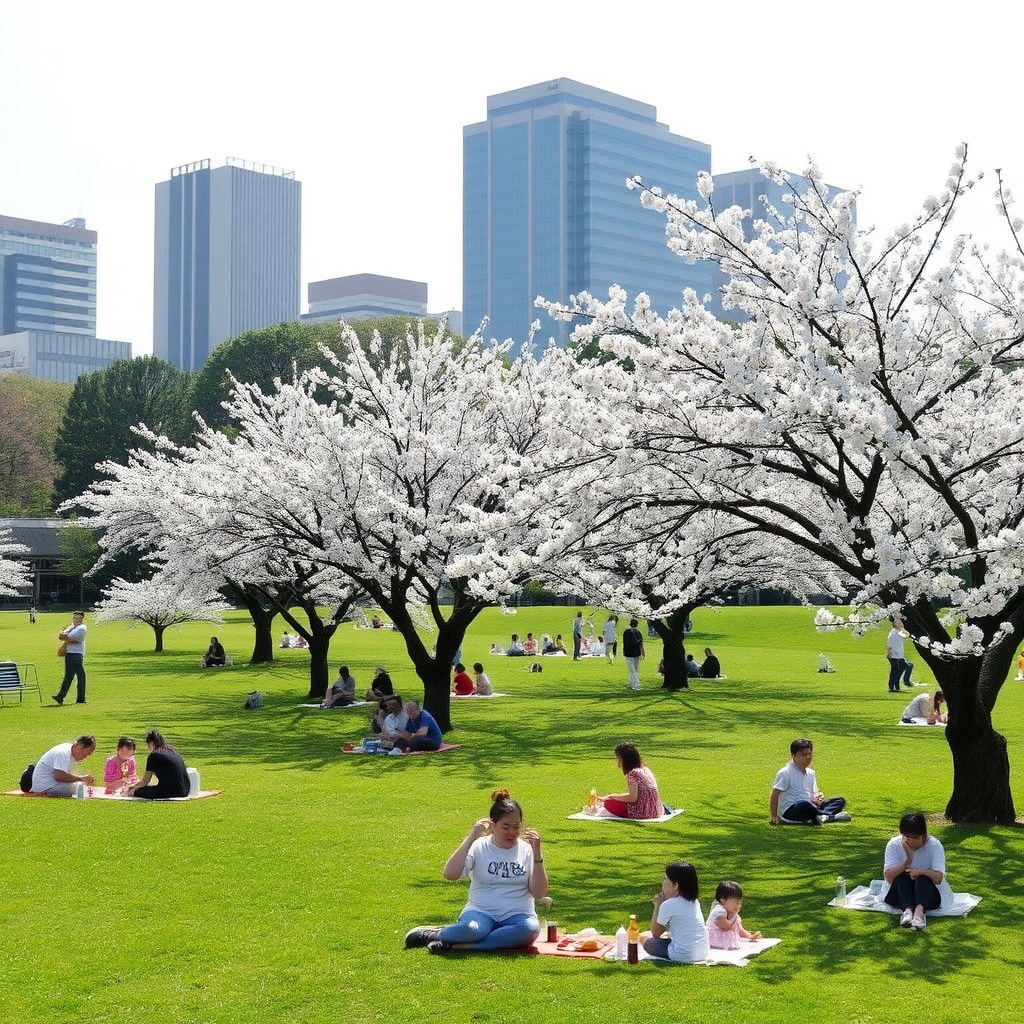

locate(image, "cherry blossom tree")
[[93, 571, 231, 652], [71, 322, 565, 729], [0, 530, 30, 598], [550, 146, 1024, 822]]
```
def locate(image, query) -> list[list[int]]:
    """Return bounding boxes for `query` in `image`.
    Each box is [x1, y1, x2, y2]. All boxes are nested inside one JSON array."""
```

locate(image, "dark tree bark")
[[906, 607, 1017, 823], [649, 606, 694, 691], [153, 623, 165, 653], [226, 582, 278, 664]]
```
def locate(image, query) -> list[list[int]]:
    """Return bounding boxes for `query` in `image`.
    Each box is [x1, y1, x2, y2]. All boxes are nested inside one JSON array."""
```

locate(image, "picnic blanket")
[[625, 937, 781, 967], [828, 882, 980, 916], [298, 700, 374, 709], [453, 692, 509, 698], [341, 743, 461, 757], [5, 788, 222, 801], [567, 807, 684, 824], [533, 935, 616, 959], [897, 717, 946, 727]]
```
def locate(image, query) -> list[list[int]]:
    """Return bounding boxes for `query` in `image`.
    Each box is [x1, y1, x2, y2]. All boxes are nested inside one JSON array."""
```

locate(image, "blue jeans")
[[884, 872, 940, 912], [781, 797, 846, 823], [56, 653, 86, 702], [887, 658, 907, 692], [438, 910, 539, 950]]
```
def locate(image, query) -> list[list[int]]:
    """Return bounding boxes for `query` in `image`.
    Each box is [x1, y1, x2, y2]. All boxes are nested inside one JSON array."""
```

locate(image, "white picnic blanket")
[[897, 717, 946, 727], [607, 937, 780, 966], [828, 882, 980, 916], [568, 807, 684, 824], [298, 700, 374, 709], [453, 692, 509, 698]]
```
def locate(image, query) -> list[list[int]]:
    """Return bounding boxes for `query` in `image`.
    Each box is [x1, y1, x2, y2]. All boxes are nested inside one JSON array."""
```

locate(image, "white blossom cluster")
[[0, 529, 30, 598]]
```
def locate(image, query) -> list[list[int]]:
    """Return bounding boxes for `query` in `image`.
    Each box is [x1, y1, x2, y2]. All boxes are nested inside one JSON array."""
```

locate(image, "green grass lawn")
[[1, 605, 1022, 1023]]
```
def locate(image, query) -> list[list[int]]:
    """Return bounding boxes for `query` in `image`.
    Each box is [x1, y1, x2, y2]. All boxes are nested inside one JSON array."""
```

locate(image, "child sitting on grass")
[[706, 880, 762, 949]]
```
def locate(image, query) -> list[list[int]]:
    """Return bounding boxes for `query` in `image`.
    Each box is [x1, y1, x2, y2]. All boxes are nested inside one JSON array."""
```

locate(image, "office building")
[[301, 273, 462, 335], [0, 214, 131, 382], [464, 78, 712, 348], [154, 158, 301, 372], [0, 214, 97, 337], [0, 331, 130, 383]]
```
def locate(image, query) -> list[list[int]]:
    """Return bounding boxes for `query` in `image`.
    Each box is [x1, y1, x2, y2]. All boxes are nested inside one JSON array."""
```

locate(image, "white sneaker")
[[816, 814, 830, 825], [831, 811, 852, 822], [911, 910, 926, 930], [900, 908, 914, 928]]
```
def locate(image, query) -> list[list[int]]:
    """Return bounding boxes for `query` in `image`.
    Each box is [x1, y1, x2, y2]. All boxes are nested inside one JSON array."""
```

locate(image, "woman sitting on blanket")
[[370, 694, 408, 746], [452, 663, 474, 696], [364, 667, 394, 702], [404, 788, 547, 953], [883, 811, 947, 930], [901, 690, 945, 724], [472, 662, 493, 695], [202, 636, 226, 667], [322, 665, 356, 707], [127, 730, 190, 800], [641, 861, 709, 963], [599, 742, 663, 819]]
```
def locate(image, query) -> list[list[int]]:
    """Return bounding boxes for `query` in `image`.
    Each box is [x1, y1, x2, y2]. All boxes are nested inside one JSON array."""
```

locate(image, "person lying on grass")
[[404, 788, 547, 953]]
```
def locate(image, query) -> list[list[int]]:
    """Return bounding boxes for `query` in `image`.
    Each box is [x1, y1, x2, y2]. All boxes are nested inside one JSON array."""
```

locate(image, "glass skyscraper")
[[464, 79, 712, 348], [153, 158, 301, 372], [0, 214, 97, 337]]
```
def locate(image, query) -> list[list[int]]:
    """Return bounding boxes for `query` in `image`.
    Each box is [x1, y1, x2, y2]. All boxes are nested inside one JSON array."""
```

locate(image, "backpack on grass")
[[244, 691, 264, 710], [19, 763, 34, 792]]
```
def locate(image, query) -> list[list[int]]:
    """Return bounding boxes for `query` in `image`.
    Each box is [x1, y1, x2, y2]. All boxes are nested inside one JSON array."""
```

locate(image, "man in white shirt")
[[769, 738, 850, 825], [30, 735, 96, 797], [886, 616, 909, 693], [54, 610, 88, 705]]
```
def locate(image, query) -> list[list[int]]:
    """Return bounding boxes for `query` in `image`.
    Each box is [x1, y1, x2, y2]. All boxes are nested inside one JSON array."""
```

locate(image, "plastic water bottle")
[[835, 876, 847, 906], [588, 788, 598, 813], [614, 925, 628, 960], [74, 781, 85, 800], [627, 914, 639, 964]]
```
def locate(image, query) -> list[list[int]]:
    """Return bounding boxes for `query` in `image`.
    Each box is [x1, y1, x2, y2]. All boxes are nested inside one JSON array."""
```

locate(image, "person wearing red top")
[[600, 742, 663, 819], [452, 662, 474, 696]]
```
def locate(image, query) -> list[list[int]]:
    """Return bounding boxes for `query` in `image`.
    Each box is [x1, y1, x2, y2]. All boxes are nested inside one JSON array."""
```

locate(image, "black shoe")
[[52, 694, 63, 705], [404, 926, 442, 949], [427, 940, 453, 954]]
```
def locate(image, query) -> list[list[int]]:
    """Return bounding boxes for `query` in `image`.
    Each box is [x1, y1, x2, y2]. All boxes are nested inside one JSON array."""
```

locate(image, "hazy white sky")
[[2, 0, 1019, 353]]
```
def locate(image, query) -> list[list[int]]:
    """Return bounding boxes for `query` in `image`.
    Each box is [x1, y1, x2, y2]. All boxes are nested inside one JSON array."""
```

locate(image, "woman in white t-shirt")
[[404, 788, 548, 953], [883, 811, 949, 930], [642, 861, 709, 963]]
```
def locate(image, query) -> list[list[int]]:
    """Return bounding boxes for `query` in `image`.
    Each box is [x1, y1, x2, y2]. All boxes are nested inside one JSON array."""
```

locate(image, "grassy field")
[[1, 604, 1021, 1024]]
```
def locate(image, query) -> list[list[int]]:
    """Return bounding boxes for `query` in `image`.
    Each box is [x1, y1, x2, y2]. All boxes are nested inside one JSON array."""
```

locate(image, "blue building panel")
[[463, 78, 712, 351]]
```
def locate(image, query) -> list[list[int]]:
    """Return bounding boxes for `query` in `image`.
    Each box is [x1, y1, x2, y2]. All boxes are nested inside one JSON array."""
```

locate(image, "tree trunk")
[[227, 582, 278, 664], [649, 607, 692, 691], [920, 647, 1016, 823], [153, 623, 165, 653]]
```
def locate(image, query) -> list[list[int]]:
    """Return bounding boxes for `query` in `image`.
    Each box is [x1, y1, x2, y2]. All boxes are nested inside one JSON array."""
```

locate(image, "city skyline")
[[1, 0, 1020, 355]]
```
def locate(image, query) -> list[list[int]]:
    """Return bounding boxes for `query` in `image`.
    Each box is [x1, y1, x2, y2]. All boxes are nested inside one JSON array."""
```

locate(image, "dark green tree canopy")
[[53, 356, 194, 510]]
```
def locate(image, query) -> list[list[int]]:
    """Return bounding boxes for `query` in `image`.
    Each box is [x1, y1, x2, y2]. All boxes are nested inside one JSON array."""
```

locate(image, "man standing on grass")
[[622, 618, 645, 692], [53, 610, 88, 705], [769, 738, 851, 825], [29, 735, 96, 796], [572, 611, 584, 660], [886, 616, 912, 693]]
